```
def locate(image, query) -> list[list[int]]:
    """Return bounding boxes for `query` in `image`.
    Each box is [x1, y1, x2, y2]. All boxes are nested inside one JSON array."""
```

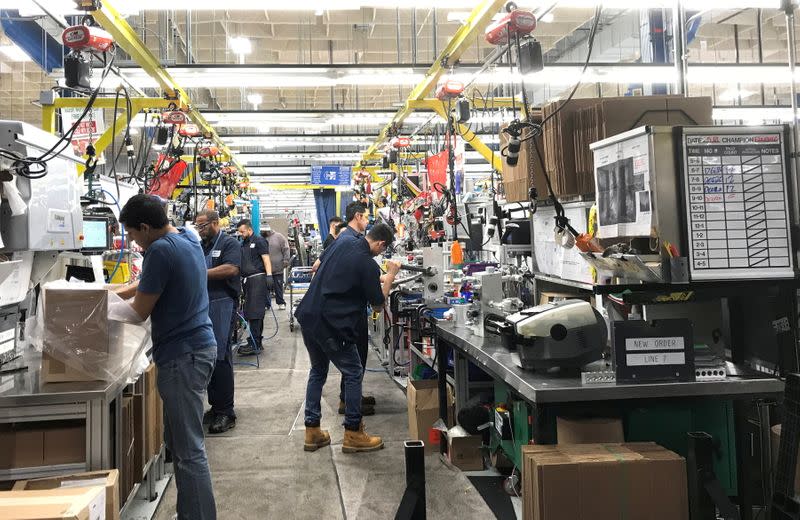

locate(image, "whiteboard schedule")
[[681, 126, 795, 281]]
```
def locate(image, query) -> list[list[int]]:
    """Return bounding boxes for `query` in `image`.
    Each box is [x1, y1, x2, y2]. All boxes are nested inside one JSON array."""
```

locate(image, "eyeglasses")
[[195, 222, 211, 230]]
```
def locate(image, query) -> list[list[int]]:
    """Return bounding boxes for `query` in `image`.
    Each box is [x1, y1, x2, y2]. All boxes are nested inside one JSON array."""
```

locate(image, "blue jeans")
[[158, 346, 218, 520], [302, 331, 364, 430]]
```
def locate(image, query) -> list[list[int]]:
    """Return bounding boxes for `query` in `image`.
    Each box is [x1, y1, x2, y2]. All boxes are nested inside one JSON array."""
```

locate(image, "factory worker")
[[195, 209, 241, 434], [236, 219, 272, 356], [296, 222, 401, 453], [114, 194, 217, 520]]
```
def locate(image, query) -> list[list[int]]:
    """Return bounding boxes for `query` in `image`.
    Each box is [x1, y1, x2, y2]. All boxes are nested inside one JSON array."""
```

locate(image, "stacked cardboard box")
[[119, 396, 136, 503], [0, 486, 106, 520], [542, 96, 713, 197], [143, 363, 164, 459], [498, 116, 548, 203], [13, 470, 120, 520], [522, 443, 688, 520], [0, 421, 85, 470]]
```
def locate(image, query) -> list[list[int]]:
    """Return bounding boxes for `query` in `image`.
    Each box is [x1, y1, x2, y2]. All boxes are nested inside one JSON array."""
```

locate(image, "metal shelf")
[[533, 273, 594, 292], [0, 462, 86, 482], [409, 344, 436, 369]]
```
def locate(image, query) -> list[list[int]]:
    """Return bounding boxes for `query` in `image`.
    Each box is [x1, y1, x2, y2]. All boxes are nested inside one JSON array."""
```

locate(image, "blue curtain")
[[338, 190, 353, 217], [314, 189, 336, 240]]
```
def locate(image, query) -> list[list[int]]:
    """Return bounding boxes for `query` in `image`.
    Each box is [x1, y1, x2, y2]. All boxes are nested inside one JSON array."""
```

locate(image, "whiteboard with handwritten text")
[[682, 127, 794, 280]]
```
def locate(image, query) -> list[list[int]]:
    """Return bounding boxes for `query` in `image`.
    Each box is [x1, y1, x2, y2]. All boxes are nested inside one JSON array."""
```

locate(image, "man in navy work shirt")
[[296, 223, 401, 453], [196, 209, 241, 435], [114, 194, 217, 520], [314, 202, 376, 416], [236, 219, 272, 356]]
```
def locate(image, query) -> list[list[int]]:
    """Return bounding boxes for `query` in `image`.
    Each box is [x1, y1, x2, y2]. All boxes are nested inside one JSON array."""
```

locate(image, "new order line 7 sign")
[[311, 165, 352, 186]]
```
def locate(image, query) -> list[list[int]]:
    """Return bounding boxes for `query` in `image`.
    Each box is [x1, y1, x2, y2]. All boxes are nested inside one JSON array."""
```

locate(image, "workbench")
[[0, 345, 166, 515], [434, 321, 785, 519]]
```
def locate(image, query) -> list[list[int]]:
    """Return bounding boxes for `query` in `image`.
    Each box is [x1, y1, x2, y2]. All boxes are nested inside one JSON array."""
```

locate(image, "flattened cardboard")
[[13, 470, 119, 520]]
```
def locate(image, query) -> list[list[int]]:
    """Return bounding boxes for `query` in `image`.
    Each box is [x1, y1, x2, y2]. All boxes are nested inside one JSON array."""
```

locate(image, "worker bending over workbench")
[[296, 223, 400, 453], [114, 194, 217, 520]]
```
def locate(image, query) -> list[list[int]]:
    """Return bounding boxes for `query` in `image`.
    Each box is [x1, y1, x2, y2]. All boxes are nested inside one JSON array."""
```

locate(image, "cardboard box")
[[0, 422, 85, 469], [556, 417, 624, 445], [522, 443, 688, 520], [41, 287, 109, 384], [498, 120, 548, 203], [143, 364, 164, 458], [542, 95, 712, 198], [771, 424, 800, 495], [43, 423, 86, 465], [13, 470, 119, 520], [407, 379, 454, 453], [130, 393, 145, 480], [447, 426, 484, 471], [0, 486, 105, 520], [0, 424, 45, 469]]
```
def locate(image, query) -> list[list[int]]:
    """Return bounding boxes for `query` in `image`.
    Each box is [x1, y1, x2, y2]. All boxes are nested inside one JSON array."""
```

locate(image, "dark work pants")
[[249, 319, 264, 349], [207, 297, 236, 418], [208, 348, 235, 418], [303, 331, 363, 430], [339, 312, 368, 402], [273, 273, 286, 305]]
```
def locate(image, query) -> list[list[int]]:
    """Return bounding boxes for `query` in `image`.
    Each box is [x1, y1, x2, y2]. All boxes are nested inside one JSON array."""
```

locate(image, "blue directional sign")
[[311, 165, 351, 186]]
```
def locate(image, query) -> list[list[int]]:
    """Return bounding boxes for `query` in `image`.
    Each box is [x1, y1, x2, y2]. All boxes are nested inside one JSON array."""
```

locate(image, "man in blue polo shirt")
[[196, 209, 241, 435], [115, 194, 217, 520], [296, 223, 400, 453]]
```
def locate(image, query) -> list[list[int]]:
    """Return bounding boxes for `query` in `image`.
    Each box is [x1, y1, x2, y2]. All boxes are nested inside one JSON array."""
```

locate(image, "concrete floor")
[[153, 311, 498, 520]]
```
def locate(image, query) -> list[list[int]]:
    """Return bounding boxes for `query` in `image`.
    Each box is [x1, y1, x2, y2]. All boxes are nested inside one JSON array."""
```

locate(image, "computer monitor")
[[81, 216, 112, 252]]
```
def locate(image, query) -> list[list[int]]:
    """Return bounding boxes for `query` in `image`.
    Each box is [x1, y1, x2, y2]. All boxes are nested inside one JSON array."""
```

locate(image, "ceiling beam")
[[361, 0, 505, 162]]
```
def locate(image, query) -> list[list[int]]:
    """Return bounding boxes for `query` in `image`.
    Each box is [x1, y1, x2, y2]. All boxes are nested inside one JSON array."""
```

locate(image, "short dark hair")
[[335, 222, 348, 233], [329, 216, 343, 226], [367, 222, 394, 247], [345, 202, 367, 223], [197, 209, 219, 222], [237, 219, 252, 230], [119, 194, 168, 230]]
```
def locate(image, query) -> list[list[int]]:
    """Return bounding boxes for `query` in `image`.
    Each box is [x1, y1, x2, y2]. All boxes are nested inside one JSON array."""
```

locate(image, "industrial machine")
[[0, 121, 83, 252], [500, 300, 607, 371]]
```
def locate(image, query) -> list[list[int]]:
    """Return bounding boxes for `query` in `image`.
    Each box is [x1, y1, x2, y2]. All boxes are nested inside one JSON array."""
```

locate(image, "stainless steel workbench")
[[0, 348, 147, 481], [435, 321, 785, 405]]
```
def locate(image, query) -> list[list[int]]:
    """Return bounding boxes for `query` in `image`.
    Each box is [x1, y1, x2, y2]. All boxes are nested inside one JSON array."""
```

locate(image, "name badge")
[[250, 243, 256, 249], [212, 250, 222, 258]]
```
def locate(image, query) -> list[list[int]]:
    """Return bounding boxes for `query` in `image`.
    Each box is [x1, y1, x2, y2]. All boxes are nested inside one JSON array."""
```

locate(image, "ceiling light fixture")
[[246, 93, 263, 109]]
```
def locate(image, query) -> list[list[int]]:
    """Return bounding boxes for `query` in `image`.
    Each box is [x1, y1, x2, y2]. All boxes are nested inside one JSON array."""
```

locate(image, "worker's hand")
[[386, 260, 402, 276], [265, 275, 274, 289]]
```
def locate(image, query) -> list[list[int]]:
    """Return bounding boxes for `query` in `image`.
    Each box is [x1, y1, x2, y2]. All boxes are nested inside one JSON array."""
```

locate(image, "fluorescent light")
[[315, 8, 324, 15], [110, 0, 484, 12], [239, 153, 363, 164], [229, 37, 252, 56], [539, 13, 554, 23], [246, 93, 262, 109], [0, 44, 31, 62]]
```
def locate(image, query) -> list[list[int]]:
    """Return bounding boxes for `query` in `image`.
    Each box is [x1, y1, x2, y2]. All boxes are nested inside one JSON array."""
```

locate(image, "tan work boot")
[[304, 427, 331, 452], [342, 422, 384, 453]]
